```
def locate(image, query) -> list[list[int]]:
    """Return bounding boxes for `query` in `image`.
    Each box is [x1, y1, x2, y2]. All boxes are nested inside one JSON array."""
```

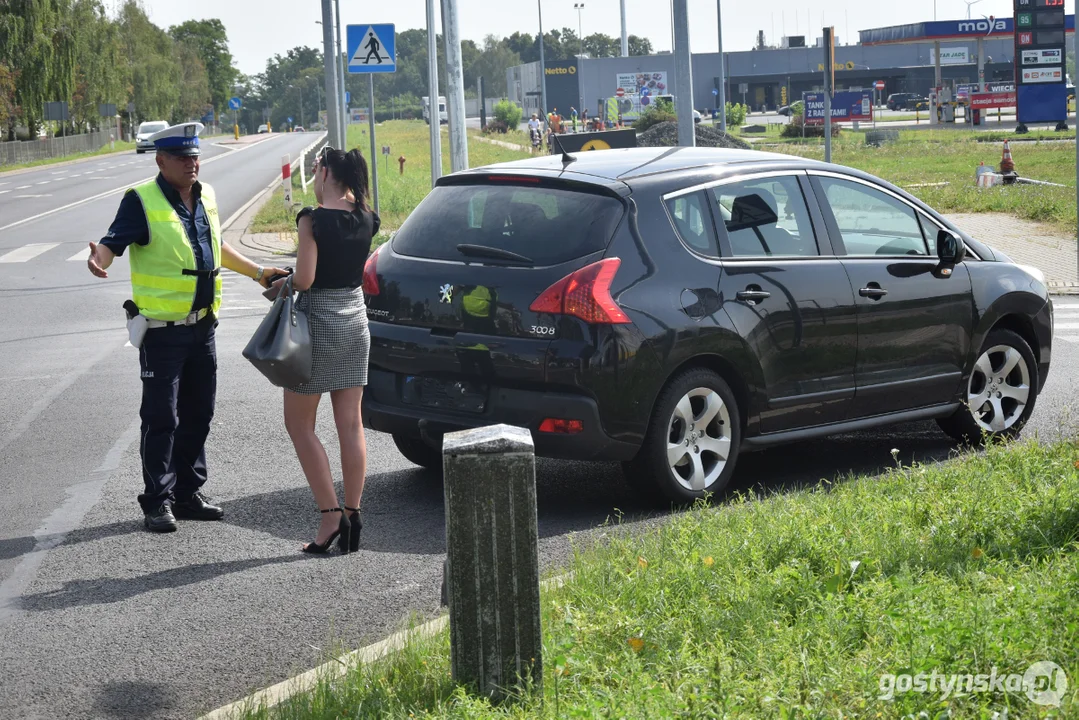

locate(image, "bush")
[[780, 118, 843, 138], [724, 101, 748, 127], [634, 98, 678, 133], [492, 100, 522, 130], [482, 119, 509, 135]]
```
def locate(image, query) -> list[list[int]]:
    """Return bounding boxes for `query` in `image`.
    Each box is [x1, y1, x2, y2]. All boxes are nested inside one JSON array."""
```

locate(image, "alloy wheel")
[[966, 344, 1031, 434], [666, 387, 732, 492]]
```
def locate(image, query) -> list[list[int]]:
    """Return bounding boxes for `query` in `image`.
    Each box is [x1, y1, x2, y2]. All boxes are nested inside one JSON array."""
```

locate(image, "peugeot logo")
[[439, 283, 453, 304]]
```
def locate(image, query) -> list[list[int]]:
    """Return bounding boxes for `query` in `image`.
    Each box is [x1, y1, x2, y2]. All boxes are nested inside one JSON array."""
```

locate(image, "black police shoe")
[[172, 491, 224, 521], [144, 502, 178, 533]]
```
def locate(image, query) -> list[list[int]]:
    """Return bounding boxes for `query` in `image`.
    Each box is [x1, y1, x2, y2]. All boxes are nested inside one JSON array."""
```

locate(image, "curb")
[[198, 572, 572, 719]]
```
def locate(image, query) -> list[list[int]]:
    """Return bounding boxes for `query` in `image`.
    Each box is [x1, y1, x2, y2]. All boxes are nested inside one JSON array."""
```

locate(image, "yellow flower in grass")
[[972, 547, 984, 559], [703, 556, 714, 567], [638, 556, 648, 569], [628, 637, 645, 653]]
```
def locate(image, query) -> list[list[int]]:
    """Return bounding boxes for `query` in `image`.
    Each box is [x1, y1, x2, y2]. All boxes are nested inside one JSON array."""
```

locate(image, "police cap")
[[150, 122, 204, 157]]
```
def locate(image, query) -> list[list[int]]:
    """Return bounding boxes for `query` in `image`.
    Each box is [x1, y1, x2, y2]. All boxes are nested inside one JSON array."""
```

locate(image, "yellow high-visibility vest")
[[129, 180, 222, 321]]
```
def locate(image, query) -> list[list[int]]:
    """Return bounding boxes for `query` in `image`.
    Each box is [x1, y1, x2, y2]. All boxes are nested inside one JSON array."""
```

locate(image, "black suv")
[[361, 148, 1053, 502], [886, 93, 927, 111]]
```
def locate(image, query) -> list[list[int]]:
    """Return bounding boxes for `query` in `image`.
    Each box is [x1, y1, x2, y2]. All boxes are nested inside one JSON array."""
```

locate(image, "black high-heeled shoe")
[[302, 507, 351, 555], [344, 506, 362, 553]]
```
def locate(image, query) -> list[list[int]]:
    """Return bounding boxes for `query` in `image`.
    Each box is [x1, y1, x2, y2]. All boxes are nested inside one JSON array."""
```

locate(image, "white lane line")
[[0, 131, 312, 235], [1055, 323, 1079, 330], [220, 306, 259, 312], [1056, 335, 1079, 343], [14, 194, 52, 198], [67, 247, 91, 262], [0, 243, 61, 263], [36, 180, 49, 185], [0, 190, 8, 195], [14, 185, 30, 189], [1054, 303, 1079, 310], [88, 176, 115, 180]]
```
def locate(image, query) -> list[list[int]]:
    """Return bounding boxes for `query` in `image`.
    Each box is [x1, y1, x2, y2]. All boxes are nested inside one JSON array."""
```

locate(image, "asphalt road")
[[0, 135, 1078, 719]]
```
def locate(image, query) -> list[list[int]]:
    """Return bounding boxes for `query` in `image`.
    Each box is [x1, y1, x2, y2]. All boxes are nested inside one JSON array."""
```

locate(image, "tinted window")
[[665, 192, 717, 257], [818, 177, 928, 256], [138, 122, 168, 134], [918, 212, 941, 250], [392, 183, 624, 265], [711, 176, 817, 257]]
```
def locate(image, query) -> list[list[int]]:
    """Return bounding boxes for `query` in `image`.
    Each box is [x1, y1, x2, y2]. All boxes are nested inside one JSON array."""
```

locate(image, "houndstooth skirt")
[[285, 286, 370, 395]]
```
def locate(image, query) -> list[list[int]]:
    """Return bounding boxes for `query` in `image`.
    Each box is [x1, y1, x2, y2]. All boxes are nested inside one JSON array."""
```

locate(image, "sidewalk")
[[945, 213, 1078, 293]]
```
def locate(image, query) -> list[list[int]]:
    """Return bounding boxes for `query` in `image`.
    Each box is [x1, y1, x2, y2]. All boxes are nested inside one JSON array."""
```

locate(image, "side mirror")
[[936, 229, 967, 265]]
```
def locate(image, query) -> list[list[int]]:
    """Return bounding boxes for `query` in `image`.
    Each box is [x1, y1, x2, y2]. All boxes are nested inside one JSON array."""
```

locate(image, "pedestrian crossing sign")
[[347, 24, 396, 74]]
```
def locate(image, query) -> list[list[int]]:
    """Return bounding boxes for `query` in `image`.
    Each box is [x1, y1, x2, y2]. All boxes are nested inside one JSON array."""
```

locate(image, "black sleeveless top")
[[296, 206, 380, 289]]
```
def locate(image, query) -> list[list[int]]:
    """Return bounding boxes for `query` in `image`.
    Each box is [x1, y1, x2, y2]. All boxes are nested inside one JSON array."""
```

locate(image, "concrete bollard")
[[443, 424, 542, 702]]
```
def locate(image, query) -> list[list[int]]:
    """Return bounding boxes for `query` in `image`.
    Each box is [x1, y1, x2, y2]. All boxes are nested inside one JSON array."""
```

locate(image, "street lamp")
[[574, 3, 585, 57]]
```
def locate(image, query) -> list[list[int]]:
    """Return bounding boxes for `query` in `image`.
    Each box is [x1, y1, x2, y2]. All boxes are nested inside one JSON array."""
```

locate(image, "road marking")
[[67, 247, 91, 262], [35, 180, 49, 185], [14, 194, 52, 198], [88, 176, 115, 180], [1056, 335, 1079, 343], [1055, 323, 1079, 330], [0, 132, 310, 234], [14, 185, 30, 189], [1054, 303, 1079, 309], [0, 243, 60, 263], [0, 190, 8, 195], [0, 416, 141, 626]]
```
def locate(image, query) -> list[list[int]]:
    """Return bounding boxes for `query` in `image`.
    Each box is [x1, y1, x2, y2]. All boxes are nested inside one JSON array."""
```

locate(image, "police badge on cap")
[[149, 122, 204, 157]]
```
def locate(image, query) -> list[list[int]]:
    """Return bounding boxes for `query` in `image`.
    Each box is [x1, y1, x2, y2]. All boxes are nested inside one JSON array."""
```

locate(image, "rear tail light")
[[529, 258, 629, 324], [362, 244, 381, 296], [539, 418, 584, 434]]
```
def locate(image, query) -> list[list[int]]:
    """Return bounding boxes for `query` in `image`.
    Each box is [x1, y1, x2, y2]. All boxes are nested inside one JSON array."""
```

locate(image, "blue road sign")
[[345, 91, 351, 104], [228, 96, 242, 110], [347, 24, 396, 73], [287, 116, 293, 123], [712, 88, 719, 95]]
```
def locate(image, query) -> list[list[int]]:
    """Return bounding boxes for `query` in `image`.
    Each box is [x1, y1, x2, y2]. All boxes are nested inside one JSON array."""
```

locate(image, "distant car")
[[887, 93, 928, 111], [777, 101, 803, 117], [693, 110, 702, 124], [135, 120, 169, 154], [293, 126, 305, 132], [257, 124, 269, 134]]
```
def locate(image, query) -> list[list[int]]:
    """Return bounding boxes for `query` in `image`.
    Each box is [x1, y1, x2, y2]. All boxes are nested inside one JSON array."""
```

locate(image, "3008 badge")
[[530, 325, 556, 336]]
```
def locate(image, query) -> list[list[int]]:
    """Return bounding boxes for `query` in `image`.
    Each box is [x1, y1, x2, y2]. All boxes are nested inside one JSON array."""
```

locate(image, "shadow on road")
[[91, 681, 177, 720]]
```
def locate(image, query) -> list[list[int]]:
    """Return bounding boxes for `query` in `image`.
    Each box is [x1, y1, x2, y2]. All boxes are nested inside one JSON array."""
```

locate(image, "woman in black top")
[[280, 147, 378, 555]]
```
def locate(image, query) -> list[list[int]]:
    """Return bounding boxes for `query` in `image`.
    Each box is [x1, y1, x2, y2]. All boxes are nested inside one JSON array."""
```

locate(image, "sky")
[[130, 0, 1027, 76]]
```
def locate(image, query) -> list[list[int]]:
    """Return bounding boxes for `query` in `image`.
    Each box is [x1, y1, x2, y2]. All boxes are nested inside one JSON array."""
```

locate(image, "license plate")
[[401, 376, 487, 414]]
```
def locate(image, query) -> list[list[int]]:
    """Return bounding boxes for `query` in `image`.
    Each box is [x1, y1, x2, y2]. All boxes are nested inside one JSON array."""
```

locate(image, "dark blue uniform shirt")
[[101, 174, 215, 311]]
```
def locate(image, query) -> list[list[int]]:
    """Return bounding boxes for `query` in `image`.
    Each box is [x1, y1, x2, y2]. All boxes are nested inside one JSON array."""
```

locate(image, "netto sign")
[[543, 60, 581, 115], [545, 66, 577, 75]]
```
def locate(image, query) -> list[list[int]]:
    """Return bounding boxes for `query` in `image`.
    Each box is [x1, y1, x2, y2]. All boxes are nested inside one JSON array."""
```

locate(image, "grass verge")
[[0, 139, 137, 173], [249, 120, 531, 235], [761, 129, 1076, 234], [237, 438, 1079, 719]]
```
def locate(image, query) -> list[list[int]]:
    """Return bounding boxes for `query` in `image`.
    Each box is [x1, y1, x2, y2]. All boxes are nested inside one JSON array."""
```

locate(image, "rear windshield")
[[392, 183, 624, 265]]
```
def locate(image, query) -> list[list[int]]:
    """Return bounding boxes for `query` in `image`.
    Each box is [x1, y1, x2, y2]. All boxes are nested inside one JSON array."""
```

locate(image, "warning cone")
[[999, 139, 1015, 174]]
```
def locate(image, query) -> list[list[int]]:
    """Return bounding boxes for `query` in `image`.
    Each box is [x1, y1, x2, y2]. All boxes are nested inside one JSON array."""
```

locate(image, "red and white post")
[[281, 154, 293, 209]]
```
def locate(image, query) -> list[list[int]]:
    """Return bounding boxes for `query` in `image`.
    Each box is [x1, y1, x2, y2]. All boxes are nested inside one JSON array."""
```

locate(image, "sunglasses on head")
[[316, 145, 337, 164]]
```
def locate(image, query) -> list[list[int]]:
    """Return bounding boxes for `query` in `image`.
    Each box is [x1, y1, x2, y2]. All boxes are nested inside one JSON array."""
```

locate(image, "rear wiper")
[[456, 244, 534, 264]]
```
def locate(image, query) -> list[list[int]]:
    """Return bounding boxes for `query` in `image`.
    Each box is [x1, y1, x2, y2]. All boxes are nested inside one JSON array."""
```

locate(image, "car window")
[[392, 183, 624, 265], [664, 192, 717, 257], [138, 122, 167, 134], [710, 175, 817, 258], [818, 177, 929, 256], [918, 212, 941, 250]]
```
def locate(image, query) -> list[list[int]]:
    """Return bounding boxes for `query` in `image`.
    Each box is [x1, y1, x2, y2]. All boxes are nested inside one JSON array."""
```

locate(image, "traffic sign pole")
[[369, 74, 379, 215], [347, 22, 396, 205]]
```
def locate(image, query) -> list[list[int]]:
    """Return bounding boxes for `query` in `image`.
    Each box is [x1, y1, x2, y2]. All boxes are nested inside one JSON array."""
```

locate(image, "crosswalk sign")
[[347, 24, 395, 74]]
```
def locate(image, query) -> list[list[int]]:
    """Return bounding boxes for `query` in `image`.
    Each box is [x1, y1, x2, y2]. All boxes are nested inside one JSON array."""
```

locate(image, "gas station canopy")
[[861, 15, 1074, 45]]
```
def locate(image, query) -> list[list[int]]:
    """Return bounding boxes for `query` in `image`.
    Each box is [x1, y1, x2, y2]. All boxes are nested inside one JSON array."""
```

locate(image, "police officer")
[[87, 122, 287, 532]]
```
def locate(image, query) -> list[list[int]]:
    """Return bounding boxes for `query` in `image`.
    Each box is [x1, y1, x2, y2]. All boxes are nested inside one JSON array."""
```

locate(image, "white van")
[[422, 96, 448, 125]]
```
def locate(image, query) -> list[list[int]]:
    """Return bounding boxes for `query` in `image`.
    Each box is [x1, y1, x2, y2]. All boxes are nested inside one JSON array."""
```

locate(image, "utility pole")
[[538, 0, 549, 126], [620, 0, 628, 56], [426, 0, 443, 186], [717, 0, 726, 134], [334, 0, 347, 148], [672, 0, 695, 147], [823, 26, 834, 163], [442, 0, 469, 172], [319, 0, 340, 151]]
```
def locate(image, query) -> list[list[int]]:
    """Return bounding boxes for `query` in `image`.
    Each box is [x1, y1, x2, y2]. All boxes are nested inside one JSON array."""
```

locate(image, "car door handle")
[[858, 286, 888, 299], [736, 289, 771, 302]]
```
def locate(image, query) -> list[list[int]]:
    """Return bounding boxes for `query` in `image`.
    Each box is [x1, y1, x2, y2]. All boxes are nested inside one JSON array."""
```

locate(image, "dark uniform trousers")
[[137, 315, 217, 511]]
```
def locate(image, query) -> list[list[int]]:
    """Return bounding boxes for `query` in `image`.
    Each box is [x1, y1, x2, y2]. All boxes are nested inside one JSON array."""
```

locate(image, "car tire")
[[937, 329, 1039, 445], [392, 432, 443, 473], [136, 149, 143, 154], [622, 368, 742, 505]]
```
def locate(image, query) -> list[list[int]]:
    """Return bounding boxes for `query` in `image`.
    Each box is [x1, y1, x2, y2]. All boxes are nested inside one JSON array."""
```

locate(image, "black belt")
[[182, 268, 221, 277]]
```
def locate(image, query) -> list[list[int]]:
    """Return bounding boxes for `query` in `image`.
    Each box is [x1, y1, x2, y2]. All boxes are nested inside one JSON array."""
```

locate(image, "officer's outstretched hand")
[[87, 242, 108, 279]]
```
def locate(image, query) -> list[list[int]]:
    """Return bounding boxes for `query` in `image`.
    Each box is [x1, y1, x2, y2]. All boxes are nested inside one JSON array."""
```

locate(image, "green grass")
[[237, 438, 1079, 719], [0, 139, 136, 173], [760, 129, 1077, 234], [250, 121, 531, 236]]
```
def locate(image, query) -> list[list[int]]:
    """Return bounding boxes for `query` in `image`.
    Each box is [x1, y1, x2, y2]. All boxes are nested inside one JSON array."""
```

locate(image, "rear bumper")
[[362, 368, 639, 461]]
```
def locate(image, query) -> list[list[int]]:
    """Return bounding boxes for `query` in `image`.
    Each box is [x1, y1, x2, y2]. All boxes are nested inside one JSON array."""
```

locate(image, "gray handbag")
[[242, 275, 312, 387]]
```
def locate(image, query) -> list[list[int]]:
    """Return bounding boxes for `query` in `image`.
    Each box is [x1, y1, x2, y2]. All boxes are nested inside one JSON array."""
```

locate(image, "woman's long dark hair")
[[323, 147, 371, 213]]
